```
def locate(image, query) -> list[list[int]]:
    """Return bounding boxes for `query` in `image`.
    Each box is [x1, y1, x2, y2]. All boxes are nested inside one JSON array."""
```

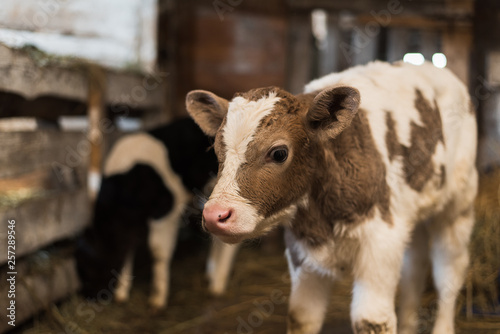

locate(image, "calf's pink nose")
[[203, 204, 233, 231]]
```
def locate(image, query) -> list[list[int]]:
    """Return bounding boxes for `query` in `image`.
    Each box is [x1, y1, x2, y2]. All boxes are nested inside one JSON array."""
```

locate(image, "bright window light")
[[403, 53, 425, 66], [432, 53, 447, 68]]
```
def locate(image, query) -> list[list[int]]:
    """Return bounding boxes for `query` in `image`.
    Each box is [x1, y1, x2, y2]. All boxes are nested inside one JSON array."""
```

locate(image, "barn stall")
[[0, 0, 499, 333]]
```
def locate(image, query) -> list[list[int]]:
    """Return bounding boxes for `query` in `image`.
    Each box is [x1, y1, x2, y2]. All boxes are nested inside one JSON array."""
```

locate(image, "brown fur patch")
[[236, 92, 313, 218], [233, 86, 290, 103], [212, 117, 227, 174], [406, 90, 444, 191], [354, 320, 390, 334], [312, 110, 392, 224], [290, 200, 334, 247], [385, 112, 403, 161], [384, 90, 445, 192], [290, 108, 393, 246]]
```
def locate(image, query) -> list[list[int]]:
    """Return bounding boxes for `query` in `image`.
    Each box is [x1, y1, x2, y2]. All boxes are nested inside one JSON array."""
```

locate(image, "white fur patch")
[[219, 92, 281, 192], [211, 92, 280, 200], [206, 92, 281, 237], [223, 91, 281, 164], [104, 133, 189, 207]]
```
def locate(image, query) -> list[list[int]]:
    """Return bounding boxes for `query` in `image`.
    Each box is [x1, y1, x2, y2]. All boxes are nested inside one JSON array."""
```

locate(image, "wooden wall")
[[173, 0, 289, 116]]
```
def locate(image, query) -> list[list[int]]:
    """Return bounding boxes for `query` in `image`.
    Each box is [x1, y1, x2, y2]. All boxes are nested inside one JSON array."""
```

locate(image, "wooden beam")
[[87, 66, 106, 200], [288, 0, 473, 18], [0, 44, 165, 111], [0, 130, 89, 180], [0, 247, 81, 332], [356, 14, 471, 31], [0, 189, 90, 264]]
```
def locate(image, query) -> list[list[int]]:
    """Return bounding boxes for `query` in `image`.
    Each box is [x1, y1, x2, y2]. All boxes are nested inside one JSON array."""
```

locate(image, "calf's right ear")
[[306, 86, 360, 140], [186, 90, 229, 137]]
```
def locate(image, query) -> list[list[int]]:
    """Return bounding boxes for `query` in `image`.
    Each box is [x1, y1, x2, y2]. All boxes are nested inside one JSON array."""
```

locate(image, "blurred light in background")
[[311, 9, 328, 50], [403, 53, 425, 66], [432, 53, 447, 68]]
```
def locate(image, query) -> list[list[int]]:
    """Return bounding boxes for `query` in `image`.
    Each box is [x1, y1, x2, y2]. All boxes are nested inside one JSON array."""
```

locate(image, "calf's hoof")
[[208, 281, 226, 296], [113, 291, 129, 304], [286, 312, 322, 334], [353, 320, 393, 334], [148, 295, 166, 311]]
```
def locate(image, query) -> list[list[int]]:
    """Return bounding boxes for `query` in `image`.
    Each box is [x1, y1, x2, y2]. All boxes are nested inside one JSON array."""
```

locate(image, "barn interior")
[[0, 0, 499, 333]]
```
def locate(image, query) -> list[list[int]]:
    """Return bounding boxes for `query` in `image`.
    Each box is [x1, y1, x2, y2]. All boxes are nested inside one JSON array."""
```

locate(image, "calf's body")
[[186, 61, 477, 333]]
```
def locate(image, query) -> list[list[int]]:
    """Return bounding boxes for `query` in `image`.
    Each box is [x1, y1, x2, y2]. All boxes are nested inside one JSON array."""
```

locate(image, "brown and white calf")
[[186, 61, 477, 334]]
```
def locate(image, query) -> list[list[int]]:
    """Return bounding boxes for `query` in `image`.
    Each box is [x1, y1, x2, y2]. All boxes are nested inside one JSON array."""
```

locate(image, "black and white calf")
[[187, 61, 478, 333], [76, 118, 239, 309]]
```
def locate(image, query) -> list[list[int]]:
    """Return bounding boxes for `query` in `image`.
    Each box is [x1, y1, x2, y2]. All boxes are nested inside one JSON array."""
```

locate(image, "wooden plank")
[[356, 14, 471, 30], [0, 248, 80, 333], [0, 44, 165, 110], [0, 118, 38, 131], [288, 0, 473, 17], [0, 130, 88, 180], [0, 189, 90, 265], [0, 0, 157, 71], [0, 129, 90, 264], [0, 169, 54, 195]]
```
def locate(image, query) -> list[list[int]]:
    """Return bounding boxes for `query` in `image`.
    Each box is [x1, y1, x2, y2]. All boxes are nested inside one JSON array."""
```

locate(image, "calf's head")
[[186, 86, 360, 243]]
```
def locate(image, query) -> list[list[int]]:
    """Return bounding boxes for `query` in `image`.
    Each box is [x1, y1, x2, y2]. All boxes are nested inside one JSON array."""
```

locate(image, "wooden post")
[[420, 30, 440, 61], [386, 28, 410, 63], [472, 0, 500, 170], [286, 12, 314, 94], [87, 65, 106, 201], [442, 28, 471, 84], [352, 23, 379, 66]]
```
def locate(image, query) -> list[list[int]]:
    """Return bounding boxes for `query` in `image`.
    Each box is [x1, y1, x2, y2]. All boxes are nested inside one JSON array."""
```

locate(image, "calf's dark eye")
[[269, 147, 288, 163]]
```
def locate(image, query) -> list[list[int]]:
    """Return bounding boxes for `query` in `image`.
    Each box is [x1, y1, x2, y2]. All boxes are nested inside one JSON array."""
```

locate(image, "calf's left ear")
[[306, 86, 361, 139], [186, 90, 229, 137]]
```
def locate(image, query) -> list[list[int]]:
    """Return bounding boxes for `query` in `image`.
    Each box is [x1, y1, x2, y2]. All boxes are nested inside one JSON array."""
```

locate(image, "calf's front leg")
[[351, 219, 408, 334], [206, 238, 240, 295], [285, 248, 333, 334]]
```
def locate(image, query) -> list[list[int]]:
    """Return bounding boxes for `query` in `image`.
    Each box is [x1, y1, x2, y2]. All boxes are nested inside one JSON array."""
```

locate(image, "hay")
[[469, 168, 500, 315]]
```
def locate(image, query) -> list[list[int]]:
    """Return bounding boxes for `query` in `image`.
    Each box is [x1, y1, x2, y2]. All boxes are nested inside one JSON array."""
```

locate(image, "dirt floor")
[[11, 232, 500, 334]]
